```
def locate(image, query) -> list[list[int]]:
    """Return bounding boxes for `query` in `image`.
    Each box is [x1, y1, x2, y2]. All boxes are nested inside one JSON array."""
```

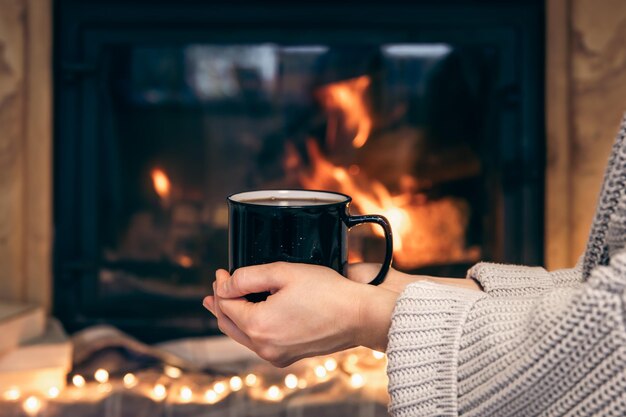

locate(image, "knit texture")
[[386, 115, 626, 417], [583, 116, 626, 278]]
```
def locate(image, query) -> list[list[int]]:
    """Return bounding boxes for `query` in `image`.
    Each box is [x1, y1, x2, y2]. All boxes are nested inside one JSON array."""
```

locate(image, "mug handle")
[[345, 215, 393, 286]]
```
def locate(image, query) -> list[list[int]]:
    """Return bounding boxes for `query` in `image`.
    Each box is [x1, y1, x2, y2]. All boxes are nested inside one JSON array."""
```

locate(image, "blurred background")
[[0, 0, 625, 415], [55, 0, 544, 340]]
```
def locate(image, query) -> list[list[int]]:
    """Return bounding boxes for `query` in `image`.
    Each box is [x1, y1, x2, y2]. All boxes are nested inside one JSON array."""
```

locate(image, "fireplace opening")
[[54, 1, 544, 342]]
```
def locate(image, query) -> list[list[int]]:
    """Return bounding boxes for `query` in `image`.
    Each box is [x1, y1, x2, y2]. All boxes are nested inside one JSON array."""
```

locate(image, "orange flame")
[[151, 168, 171, 200], [317, 76, 372, 148], [298, 140, 479, 268]]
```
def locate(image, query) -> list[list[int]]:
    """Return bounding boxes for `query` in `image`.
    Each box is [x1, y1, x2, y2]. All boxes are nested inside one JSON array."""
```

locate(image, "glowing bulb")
[[372, 350, 385, 360], [284, 374, 298, 389], [164, 365, 182, 379], [245, 373, 257, 387], [229, 376, 243, 391], [350, 373, 365, 388], [3, 387, 20, 401], [314, 365, 327, 379], [266, 385, 282, 401], [298, 378, 308, 389], [22, 396, 42, 416], [346, 353, 359, 365], [46, 387, 60, 399], [152, 383, 167, 401], [72, 375, 86, 388], [213, 381, 226, 394], [179, 386, 192, 403], [94, 368, 109, 383], [324, 358, 338, 371], [123, 373, 138, 388], [204, 389, 217, 404]]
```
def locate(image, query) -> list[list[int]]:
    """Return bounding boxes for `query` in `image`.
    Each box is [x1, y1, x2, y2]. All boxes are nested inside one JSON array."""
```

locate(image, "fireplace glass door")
[[100, 44, 487, 309], [55, 2, 544, 341]]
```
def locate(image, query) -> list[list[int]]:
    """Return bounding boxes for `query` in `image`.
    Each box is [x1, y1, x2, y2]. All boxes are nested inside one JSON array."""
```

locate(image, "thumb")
[[216, 263, 284, 299]]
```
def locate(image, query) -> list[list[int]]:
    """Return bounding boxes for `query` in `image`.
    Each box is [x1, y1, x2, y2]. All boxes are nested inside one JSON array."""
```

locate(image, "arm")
[[386, 251, 626, 417], [347, 260, 583, 297], [203, 260, 578, 368], [203, 262, 480, 367], [347, 263, 482, 293]]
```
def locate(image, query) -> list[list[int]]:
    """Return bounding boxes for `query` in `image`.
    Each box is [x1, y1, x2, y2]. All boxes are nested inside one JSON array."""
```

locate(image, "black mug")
[[228, 189, 393, 301]]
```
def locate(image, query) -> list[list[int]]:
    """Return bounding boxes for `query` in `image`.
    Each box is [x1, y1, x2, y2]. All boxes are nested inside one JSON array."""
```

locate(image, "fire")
[[299, 140, 478, 268], [151, 168, 171, 200], [317, 76, 372, 149]]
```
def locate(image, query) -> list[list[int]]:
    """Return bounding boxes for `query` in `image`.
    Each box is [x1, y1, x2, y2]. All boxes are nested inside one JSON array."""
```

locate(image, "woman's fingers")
[[212, 285, 255, 350], [216, 263, 286, 299], [214, 271, 260, 332], [202, 295, 215, 315], [215, 307, 254, 350], [217, 297, 257, 333]]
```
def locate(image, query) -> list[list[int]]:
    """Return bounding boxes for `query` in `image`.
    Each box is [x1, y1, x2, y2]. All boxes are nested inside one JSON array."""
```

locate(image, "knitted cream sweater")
[[387, 117, 626, 417]]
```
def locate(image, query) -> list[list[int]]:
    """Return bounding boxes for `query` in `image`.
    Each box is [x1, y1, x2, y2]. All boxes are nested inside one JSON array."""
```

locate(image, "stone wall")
[[546, 0, 626, 269], [0, 0, 51, 308]]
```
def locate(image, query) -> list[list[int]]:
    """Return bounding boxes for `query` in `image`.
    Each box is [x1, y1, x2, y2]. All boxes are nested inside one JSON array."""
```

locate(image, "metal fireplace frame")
[[54, 0, 545, 342]]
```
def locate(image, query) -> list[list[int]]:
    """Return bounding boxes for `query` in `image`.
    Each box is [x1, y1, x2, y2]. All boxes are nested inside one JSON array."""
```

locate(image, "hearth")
[[54, 0, 544, 341]]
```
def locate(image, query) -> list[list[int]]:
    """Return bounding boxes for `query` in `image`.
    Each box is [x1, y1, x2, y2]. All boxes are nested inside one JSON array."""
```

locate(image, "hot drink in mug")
[[228, 189, 393, 301]]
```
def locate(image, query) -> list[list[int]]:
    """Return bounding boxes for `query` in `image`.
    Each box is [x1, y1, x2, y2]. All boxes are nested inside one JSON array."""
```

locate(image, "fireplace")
[[54, 0, 544, 342]]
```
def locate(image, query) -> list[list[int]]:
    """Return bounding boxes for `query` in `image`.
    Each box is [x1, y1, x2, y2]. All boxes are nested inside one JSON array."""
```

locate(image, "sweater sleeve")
[[468, 258, 582, 297], [386, 251, 626, 417]]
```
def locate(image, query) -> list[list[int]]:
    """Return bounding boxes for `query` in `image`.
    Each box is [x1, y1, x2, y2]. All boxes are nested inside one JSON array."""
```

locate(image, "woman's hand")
[[202, 262, 398, 367]]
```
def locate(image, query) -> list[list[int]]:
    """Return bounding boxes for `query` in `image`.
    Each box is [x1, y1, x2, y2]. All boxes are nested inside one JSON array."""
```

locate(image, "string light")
[[372, 350, 385, 360], [164, 365, 182, 379], [213, 381, 226, 394], [244, 373, 257, 387], [3, 352, 385, 408], [22, 396, 42, 416], [324, 358, 338, 371], [314, 365, 327, 379], [152, 383, 167, 401], [94, 368, 109, 383], [204, 389, 218, 404], [3, 387, 20, 401], [350, 373, 365, 388], [266, 385, 283, 401], [72, 375, 86, 388], [46, 387, 60, 399], [284, 374, 298, 389], [179, 386, 192, 403], [229, 376, 243, 391], [123, 373, 138, 388]]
